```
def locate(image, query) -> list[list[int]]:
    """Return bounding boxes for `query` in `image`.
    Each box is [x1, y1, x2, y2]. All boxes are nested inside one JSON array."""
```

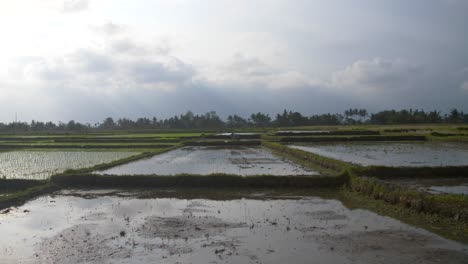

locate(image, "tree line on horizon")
[[1, 108, 467, 132]]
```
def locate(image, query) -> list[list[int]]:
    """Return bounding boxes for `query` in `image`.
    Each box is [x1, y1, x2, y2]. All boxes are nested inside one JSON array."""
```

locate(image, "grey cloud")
[[108, 38, 170, 56], [225, 54, 273, 77], [215, 53, 319, 90], [61, 0, 89, 13], [72, 50, 114, 73], [461, 82, 468, 92], [129, 59, 195, 85], [110, 39, 147, 55], [16, 40, 195, 93], [36, 59, 73, 82]]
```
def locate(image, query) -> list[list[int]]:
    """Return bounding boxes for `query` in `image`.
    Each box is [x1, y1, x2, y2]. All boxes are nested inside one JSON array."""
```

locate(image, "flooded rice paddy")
[[0, 189, 467, 264], [97, 146, 317, 176], [0, 151, 139, 180], [289, 142, 468, 167]]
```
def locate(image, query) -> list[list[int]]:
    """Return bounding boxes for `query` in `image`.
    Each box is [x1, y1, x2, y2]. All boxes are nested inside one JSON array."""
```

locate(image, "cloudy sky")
[[1, 0, 467, 122]]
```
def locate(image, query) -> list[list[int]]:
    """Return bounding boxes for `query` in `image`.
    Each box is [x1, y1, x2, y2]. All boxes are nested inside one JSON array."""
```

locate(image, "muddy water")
[[289, 142, 468, 167], [0, 190, 467, 264], [96, 146, 318, 176]]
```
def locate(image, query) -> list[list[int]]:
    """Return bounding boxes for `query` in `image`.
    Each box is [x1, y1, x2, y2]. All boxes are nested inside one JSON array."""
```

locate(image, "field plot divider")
[[261, 141, 355, 176], [50, 174, 347, 189]]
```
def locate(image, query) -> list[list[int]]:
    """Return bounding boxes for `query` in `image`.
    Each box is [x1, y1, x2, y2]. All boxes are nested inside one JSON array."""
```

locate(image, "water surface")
[[0, 151, 139, 180], [289, 142, 468, 167], [97, 146, 317, 176], [0, 189, 466, 264]]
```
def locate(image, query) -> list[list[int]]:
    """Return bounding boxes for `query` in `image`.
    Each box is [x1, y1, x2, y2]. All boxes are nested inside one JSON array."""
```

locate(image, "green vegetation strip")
[[0, 137, 185, 142], [52, 138, 185, 143], [50, 174, 347, 188], [355, 165, 468, 178], [184, 140, 261, 146], [0, 183, 57, 210], [430, 132, 468, 137], [278, 135, 426, 143], [203, 134, 261, 139], [340, 190, 468, 244], [0, 179, 48, 191], [274, 130, 380, 136], [348, 173, 468, 223], [261, 141, 352, 175], [0, 143, 176, 149]]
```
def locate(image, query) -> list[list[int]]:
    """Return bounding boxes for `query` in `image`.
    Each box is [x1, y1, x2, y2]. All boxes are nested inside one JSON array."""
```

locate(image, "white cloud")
[[61, 0, 89, 13], [90, 22, 126, 36], [331, 58, 421, 93], [205, 53, 321, 90]]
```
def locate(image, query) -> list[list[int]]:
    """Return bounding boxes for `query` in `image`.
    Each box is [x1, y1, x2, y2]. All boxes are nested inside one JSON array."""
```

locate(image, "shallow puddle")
[[289, 142, 468, 167], [0, 189, 466, 264], [96, 146, 318, 176]]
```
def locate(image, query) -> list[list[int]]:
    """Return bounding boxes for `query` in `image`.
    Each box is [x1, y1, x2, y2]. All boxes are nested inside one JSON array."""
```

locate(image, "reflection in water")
[[0, 190, 467, 264], [290, 142, 468, 167], [97, 146, 318, 176]]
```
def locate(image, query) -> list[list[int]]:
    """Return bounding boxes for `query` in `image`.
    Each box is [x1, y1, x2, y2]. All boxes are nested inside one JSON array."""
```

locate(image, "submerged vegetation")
[[0, 151, 140, 180]]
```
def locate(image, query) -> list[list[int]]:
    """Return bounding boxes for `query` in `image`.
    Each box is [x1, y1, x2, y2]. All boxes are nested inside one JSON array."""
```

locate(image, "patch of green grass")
[[0, 143, 177, 149], [277, 135, 426, 143], [274, 130, 380, 136], [0, 183, 57, 210], [97, 132, 207, 138], [355, 165, 468, 178], [261, 141, 353, 175], [347, 174, 468, 223]]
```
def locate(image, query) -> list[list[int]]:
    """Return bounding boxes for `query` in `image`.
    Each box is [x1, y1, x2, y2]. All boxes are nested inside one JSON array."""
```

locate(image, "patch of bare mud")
[[318, 229, 468, 264], [140, 215, 246, 240], [303, 210, 348, 221], [36, 224, 132, 264]]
